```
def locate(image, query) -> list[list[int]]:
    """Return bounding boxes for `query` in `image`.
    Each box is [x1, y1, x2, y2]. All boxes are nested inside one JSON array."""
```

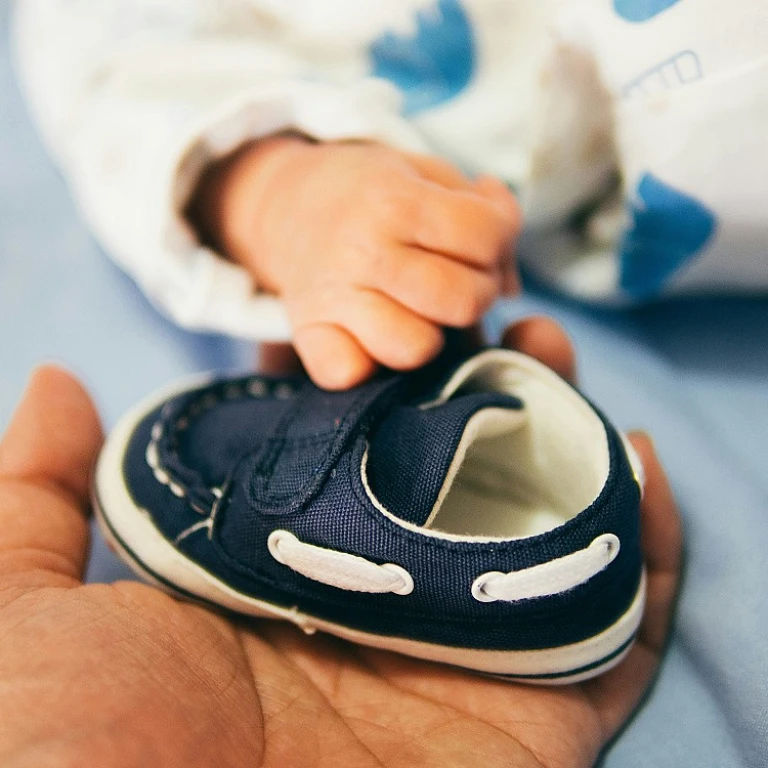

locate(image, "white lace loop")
[[267, 530, 414, 595], [471, 533, 620, 603]]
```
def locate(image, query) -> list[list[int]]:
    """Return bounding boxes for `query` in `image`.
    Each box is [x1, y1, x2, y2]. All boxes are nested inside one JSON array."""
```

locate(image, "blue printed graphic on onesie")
[[619, 174, 717, 298], [369, 0, 475, 116], [614, 0, 683, 22]]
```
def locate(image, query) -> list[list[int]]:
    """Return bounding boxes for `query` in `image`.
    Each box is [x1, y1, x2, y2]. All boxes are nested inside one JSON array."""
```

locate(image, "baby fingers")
[[290, 288, 445, 379], [362, 245, 501, 328], [382, 178, 520, 270]]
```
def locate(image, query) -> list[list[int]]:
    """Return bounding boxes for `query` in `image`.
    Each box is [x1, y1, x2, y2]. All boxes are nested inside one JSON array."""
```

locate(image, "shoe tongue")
[[365, 391, 524, 527]]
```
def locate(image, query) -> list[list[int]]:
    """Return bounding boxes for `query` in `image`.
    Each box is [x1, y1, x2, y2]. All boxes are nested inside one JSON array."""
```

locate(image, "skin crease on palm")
[[0, 318, 681, 768]]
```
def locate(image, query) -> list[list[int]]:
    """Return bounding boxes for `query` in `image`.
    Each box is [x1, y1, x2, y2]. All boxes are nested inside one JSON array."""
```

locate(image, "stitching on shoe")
[[249, 380, 369, 495], [247, 386, 385, 507], [174, 519, 212, 544], [172, 481, 231, 545], [249, 386, 306, 493], [146, 375, 296, 504]]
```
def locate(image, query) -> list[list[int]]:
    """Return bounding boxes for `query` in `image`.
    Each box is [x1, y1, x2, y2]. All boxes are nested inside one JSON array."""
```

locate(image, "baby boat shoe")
[[94, 348, 645, 684]]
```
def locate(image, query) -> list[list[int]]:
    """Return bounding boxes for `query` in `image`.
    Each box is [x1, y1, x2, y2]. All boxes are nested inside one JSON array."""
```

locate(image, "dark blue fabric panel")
[[366, 391, 523, 525]]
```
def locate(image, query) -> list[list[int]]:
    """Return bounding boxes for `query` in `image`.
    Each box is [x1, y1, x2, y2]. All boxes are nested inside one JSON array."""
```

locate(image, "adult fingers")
[[258, 342, 305, 378], [580, 432, 682, 742], [0, 366, 103, 588], [501, 316, 577, 383], [628, 432, 683, 653]]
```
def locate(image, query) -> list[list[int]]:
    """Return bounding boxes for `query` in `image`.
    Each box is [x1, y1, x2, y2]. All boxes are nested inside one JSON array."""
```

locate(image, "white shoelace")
[[268, 530, 619, 602], [267, 530, 414, 595], [471, 533, 620, 603]]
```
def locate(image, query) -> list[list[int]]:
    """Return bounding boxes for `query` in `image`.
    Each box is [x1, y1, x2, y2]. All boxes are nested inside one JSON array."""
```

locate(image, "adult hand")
[[0, 319, 680, 768]]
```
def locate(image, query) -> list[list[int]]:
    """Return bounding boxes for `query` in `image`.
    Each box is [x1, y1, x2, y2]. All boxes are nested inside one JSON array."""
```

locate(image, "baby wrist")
[[185, 133, 312, 282]]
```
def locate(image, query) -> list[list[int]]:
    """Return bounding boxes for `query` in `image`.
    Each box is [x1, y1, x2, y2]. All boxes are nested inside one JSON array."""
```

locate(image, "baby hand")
[[191, 136, 520, 389]]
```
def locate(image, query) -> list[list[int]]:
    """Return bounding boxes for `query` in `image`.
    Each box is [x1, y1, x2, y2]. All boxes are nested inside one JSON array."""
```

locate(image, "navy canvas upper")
[[366, 391, 523, 525], [118, 353, 642, 652]]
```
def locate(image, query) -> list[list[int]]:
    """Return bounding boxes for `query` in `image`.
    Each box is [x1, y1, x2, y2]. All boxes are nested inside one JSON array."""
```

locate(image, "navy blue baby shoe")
[[94, 349, 645, 684]]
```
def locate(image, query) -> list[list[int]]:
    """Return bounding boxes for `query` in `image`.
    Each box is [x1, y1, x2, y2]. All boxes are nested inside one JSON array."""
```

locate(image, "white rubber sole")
[[93, 379, 646, 685]]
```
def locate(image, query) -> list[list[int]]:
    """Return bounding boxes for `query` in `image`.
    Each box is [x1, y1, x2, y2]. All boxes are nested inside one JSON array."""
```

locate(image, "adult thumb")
[[0, 366, 103, 588]]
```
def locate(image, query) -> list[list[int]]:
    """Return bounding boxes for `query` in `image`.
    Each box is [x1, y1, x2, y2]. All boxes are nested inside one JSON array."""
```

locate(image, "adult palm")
[[0, 320, 681, 768]]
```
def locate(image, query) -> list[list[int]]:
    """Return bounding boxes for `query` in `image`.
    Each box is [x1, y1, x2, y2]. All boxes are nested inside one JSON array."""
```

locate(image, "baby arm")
[[15, 1, 519, 378], [189, 135, 520, 389], [13, 1, 482, 347]]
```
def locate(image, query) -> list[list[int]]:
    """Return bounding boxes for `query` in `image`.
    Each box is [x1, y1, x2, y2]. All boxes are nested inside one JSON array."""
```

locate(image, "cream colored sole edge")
[[93, 377, 646, 686]]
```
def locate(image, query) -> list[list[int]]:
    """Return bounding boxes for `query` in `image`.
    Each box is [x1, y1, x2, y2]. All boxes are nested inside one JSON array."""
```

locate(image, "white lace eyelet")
[[267, 529, 291, 564], [470, 534, 621, 604], [471, 571, 505, 603], [380, 563, 415, 595], [267, 530, 414, 595]]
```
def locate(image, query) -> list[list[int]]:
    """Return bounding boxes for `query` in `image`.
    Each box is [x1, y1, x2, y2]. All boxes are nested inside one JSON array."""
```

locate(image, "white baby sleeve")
[[12, 0, 429, 340], [521, 0, 768, 302]]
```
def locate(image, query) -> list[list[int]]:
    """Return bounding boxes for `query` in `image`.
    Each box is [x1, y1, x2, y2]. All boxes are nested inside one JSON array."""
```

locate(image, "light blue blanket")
[[1, 8, 766, 765]]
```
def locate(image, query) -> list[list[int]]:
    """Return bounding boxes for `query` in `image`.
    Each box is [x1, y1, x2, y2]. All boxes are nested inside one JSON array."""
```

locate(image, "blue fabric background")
[[1, 6, 766, 764]]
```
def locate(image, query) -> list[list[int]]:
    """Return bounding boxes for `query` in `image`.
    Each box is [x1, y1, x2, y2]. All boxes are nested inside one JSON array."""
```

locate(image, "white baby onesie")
[[12, 0, 768, 340]]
